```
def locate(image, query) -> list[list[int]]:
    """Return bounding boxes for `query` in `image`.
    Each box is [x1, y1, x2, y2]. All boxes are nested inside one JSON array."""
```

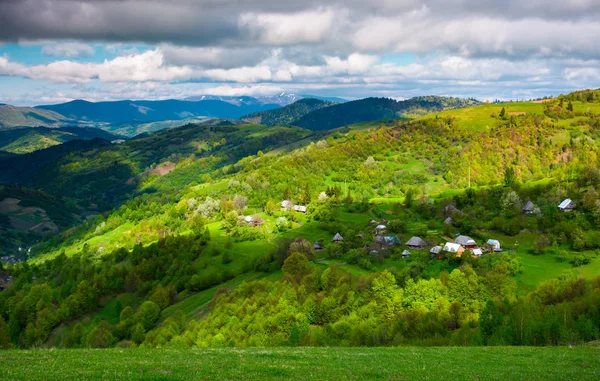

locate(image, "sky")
[[1, 0, 600, 106]]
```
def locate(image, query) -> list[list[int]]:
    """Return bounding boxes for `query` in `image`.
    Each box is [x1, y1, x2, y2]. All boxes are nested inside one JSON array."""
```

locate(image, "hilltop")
[[294, 96, 480, 130], [0, 126, 121, 154], [241, 98, 336, 126], [36, 99, 281, 125], [0, 105, 73, 128]]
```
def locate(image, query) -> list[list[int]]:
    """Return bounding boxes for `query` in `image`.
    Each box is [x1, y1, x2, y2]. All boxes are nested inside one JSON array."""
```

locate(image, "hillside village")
[[1, 90, 600, 351]]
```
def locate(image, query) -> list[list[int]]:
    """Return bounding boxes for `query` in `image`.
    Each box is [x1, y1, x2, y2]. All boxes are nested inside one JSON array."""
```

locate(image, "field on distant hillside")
[[0, 347, 598, 380]]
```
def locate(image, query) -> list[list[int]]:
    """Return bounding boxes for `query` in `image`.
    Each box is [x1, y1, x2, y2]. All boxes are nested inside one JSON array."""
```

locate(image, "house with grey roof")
[[454, 235, 477, 248], [406, 236, 427, 249]]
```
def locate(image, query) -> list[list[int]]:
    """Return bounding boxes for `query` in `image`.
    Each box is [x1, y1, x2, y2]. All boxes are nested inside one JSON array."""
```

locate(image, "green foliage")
[[242, 98, 335, 126], [282, 253, 311, 278], [136, 301, 160, 331]]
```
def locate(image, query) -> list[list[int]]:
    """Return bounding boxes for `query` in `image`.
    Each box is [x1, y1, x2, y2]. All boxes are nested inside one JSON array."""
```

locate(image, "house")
[[375, 224, 387, 233], [523, 201, 535, 214], [375, 235, 387, 247], [369, 220, 379, 226], [332, 233, 344, 242], [406, 236, 427, 249], [454, 235, 477, 249], [444, 217, 454, 225], [558, 198, 575, 212], [430, 245, 443, 256], [384, 236, 401, 246], [444, 204, 459, 215], [313, 241, 324, 251], [486, 239, 501, 252], [251, 216, 264, 227], [281, 200, 294, 210], [471, 248, 483, 256], [293, 205, 307, 213], [443, 242, 465, 257], [244, 216, 264, 227], [402, 250, 411, 258]]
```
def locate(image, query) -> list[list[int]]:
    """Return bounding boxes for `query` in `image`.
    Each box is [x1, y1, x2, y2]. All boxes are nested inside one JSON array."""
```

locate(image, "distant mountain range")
[[184, 93, 346, 106], [35, 99, 281, 125], [0, 94, 348, 133], [0, 94, 478, 141]]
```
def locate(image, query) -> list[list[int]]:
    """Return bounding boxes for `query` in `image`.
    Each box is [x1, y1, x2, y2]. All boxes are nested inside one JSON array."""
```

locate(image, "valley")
[[1, 90, 600, 367]]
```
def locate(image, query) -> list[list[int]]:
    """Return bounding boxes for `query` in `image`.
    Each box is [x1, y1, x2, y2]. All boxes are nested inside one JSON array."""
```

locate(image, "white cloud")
[[41, 42, 95, 58], [563, 67, 600, 81], [203, 66, 273, 82], [238, 9, 340, 45], [0, 50, 194, 83]]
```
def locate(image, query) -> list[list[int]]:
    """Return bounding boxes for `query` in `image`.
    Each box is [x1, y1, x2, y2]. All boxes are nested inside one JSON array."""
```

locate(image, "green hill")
[[0, 122, 312, 210], [294, 96, 480, 130], [0, 105, 72, 128], [241, 98, 336, 126], [0, 127, 121, 154], [3, 90, 600, 352]]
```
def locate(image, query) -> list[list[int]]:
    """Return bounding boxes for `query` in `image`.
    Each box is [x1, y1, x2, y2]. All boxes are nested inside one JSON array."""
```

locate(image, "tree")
[[282, 252, 311, 278], [567, 101, 574, 112], [233, 194, 248, 211], [150, 285, 171, 310], [533, 235, 550, 254], [499, 107, 506, 118], [86, 321, 114, 348], [583, 188, 598, 211], [276, 217, 290, 232], [136, 301, 160, 331], [289, 238, 315, 261], [404, 187, 416, 208], [0, 317, 11, 349], [479, 300, 503, 345], [502, 190, 522, 217], [189, 213, 206, 237], [223, 211, 239, 233], [504, 166, 515, 187]]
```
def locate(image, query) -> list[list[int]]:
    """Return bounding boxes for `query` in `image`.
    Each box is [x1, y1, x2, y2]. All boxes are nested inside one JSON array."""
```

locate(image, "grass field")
[[0, 347, 598, 380]]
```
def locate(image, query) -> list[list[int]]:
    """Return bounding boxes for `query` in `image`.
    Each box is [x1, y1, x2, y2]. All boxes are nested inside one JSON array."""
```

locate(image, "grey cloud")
[[159, 45, 271, 69]]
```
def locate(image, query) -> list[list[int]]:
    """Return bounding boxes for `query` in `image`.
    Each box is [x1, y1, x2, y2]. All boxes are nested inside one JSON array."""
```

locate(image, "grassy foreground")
[[1, 347, 599, 380]]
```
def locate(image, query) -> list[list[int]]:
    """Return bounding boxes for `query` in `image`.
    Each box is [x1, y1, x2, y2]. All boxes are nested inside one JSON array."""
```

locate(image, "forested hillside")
[[0, 127, 120, 154], [0, 105, 72, 128], [241, 98, 335, 126], [2, 90, 600, 351], [294, 96, 480, 130]]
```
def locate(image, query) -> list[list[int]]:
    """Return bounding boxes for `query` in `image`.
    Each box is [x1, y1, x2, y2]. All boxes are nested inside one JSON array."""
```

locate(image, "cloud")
[[159, 45, 270, 69], [238, 8, 340, 45], [1, 1, 600, 104], [42, 42, 94, 58], [0, 50, 194, 83]]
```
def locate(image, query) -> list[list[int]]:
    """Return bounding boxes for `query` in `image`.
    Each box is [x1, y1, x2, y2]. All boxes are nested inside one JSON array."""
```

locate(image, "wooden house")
[[454, 235, 477, 249], [558, 199, 575, 212], [406, 236, 427, 249]]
